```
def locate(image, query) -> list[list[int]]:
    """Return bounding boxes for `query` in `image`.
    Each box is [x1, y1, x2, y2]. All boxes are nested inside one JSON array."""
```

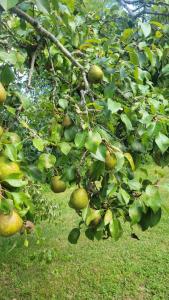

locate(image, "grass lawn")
[[0, 165, 169, 300]]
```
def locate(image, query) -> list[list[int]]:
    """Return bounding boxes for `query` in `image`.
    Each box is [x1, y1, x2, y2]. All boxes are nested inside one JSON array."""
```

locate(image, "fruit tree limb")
[[11, 7, 84, 70], [28, 42, 42, 87]]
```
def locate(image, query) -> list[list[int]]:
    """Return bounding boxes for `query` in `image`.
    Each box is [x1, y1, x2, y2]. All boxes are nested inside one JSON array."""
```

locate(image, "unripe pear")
[[51, 176, 66, 193], [88, 65, 104, 83]]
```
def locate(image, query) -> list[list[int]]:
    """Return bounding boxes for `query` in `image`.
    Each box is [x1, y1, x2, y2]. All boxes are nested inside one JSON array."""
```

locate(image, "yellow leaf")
[[124, 152, 135, 171], [155, 31, 163, 38], [79, 43, 92, 50]]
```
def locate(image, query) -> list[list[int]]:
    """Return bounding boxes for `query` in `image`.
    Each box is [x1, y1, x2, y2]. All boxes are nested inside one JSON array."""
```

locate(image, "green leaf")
[[127, 179, 142, 191], [10, 192, 34, 213], [107, 99, 122, 114], [89, 161, 105, 180], [129, 201, 143, 224], [109, 217, 123, 241], [5, 105, 16, 115], [0, 65, 15, 85], [104, 82, 115, 98], [144, 185, 162, 213], [58, 99, 68, 109], [36, 0, 50, 14], [38, 153, 56, 170], [85, 130, 102, 153], [62, 0, 75, 11], [161, 64, 169, 75], [0, 50, 17, 64], [121, 114, 133, 131], [127, 47, 139, 65], [155, 132, 169, 154], [91, 144, 106, 162], [140, 22, 151, 37], [0, 0, 19, 10], [144, 47, 156, 67], [115, 151, 125, 171], [68, 228, 80, 244], [4, 178, 28, 187], [3, 144, 17, 161], [50, 123, 63, 143], [119, 188, 130, 204], [33, 138, 47, 152], [139, 208, 161, 231], [58, 3, 70, 15], [60, 142, 71, 155], [74, 131, 87, 148], [64, 126, 77, 142]]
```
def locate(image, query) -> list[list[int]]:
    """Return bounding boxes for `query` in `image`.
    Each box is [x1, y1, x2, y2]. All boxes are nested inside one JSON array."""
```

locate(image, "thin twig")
[[28, 43, 41, 87], [45, 40, 58, 110]]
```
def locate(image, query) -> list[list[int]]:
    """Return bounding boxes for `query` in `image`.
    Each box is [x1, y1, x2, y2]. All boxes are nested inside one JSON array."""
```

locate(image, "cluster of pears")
[[0, 82, 6, 104], [69, 188, 102, 227], [0, 129, 24, 237]]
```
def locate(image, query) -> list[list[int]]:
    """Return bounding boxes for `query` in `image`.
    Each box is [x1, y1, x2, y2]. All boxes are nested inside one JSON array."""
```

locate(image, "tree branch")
[[28, 43, 42, 87], [11, 7, 83, 70], [135, 10, 169, 18]]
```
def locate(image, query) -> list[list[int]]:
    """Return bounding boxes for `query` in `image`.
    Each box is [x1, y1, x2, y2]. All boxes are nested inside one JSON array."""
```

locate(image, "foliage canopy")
[[0, 0, 169, 243]]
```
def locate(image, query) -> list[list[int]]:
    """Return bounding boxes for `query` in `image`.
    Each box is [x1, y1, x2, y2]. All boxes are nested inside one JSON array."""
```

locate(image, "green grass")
[[0, 167, 169, 300]]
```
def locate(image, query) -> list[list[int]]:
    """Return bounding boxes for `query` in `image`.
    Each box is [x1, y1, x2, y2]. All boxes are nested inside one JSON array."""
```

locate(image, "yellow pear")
[[0, 83, 6, 104], [105, 151, 117, 170], [69, 188, 89, 210], [0, 210, 23, 237]]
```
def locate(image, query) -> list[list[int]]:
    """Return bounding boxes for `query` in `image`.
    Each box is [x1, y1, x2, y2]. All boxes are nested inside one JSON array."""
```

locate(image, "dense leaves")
[[0, 0, 168, 243]]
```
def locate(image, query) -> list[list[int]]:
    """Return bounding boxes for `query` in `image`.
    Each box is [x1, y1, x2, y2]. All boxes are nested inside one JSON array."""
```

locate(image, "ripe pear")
[[63, 115, 72, 128], [0, 158, 22, 181], [51, 176, 66, 193], [0, 126, 4, 137], [88, 65, 104, 83], [105, 151, 117, 170], [69, 188, 89, 210], [0, 83, 6, 104], [0, 210, 23, 237]]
